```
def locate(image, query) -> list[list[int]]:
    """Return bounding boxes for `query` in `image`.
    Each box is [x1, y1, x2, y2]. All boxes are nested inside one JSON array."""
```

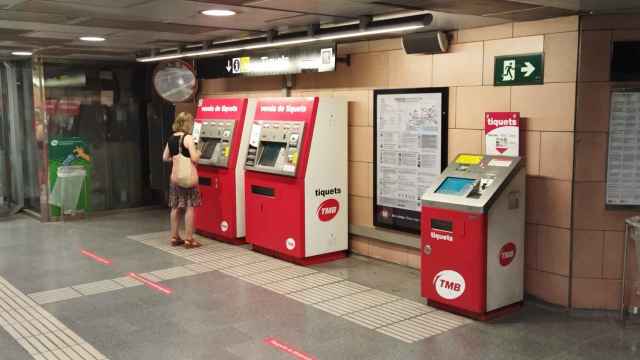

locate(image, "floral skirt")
[[168, 184, 202, 209]]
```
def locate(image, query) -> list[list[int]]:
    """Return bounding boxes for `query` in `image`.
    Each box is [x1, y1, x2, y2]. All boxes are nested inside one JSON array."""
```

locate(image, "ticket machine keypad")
[[197, 120, 235, 168], [245, 121, 305, 176]]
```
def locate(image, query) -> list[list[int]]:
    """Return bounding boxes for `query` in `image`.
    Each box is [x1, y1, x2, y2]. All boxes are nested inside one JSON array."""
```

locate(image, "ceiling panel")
[[225, 0, 400, 18], [73, 18, 220, 34], [366, 0, 540, 15], [49, 0, 155, 8], [0, 10, 77, 23]]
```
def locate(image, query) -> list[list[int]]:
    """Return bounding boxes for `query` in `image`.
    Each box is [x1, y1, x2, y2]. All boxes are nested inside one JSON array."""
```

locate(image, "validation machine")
[[193, 97, 254, 244], [421, 154, 525, 319], [244, 97, 348, 265]]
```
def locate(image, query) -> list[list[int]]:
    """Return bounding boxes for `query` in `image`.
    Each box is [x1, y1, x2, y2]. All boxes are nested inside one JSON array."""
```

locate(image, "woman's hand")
[[184, 135, 201, 163]]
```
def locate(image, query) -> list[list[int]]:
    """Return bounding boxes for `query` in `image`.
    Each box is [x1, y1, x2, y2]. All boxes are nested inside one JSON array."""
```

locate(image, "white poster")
[[376, 91, 444, 213], [606, 91, 640, 206]]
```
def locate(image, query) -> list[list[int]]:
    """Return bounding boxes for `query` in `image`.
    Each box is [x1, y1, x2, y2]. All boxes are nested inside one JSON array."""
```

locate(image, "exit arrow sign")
[[494, 53, 544, 86]]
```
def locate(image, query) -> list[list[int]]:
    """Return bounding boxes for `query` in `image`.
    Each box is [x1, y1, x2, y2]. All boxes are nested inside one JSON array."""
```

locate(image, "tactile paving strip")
[[0, 276, 108, 360], [127, 231, 473, 344]]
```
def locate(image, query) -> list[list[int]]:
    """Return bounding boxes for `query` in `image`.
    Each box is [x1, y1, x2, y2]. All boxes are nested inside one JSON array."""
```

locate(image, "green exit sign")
[[494, 53, 544, 86]]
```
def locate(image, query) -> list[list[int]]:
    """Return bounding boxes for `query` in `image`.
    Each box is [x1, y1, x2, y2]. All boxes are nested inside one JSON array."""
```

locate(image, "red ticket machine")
[[193, 97, 253, 244], [243, 97, 348, 265], [421, 154, 525, 319]]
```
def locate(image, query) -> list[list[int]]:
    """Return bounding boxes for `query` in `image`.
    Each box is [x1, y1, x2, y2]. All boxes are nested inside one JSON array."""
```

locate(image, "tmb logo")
[[433, 270, 466, 300], [430, 231, 453, 242], [315, 187, 341, 197], [317, 199, 340, 222], [499, 242, 517, 267]]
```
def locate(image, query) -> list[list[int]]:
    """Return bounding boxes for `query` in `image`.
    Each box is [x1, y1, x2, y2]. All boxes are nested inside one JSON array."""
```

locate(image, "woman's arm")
[[162, 143, 172, 162], [184, 135, 201, 163]]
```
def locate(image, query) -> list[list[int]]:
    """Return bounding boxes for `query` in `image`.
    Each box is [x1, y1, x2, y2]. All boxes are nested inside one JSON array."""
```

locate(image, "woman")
[[162, 112, 202, 248]]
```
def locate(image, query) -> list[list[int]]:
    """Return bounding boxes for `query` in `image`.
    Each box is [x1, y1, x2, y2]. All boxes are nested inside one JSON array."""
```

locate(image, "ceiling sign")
[[494, 53, 544, 86], [196, 44, 336, 78]]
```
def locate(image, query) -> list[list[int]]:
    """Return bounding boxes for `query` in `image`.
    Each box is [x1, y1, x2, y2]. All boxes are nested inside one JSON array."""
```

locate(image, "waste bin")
[[48, 165, 87, 217], [622, 216, 640, 325]]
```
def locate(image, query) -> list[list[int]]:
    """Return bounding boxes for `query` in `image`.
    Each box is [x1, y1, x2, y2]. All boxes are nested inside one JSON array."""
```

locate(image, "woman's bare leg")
[[170, 208, 181, 240], [184, 206, 194, 240]]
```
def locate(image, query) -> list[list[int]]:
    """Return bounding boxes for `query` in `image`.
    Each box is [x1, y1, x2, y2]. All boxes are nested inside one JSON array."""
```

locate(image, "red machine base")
[[196, 229, 247, 246], [426, 300, 523, 321], [252, 245, 347, 266]]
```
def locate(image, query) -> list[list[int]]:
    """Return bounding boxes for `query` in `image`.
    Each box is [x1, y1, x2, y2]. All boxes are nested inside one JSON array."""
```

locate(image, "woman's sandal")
[[170, 236, 185, 247], [184, 238, 202, 249]]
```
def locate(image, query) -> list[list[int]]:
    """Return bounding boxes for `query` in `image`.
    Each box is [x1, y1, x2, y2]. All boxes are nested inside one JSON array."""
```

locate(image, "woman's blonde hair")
[[172, 112, 194, 133]]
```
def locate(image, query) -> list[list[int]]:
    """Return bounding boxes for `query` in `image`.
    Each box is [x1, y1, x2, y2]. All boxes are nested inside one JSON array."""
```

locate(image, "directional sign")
[[494, 53, 544, 86]]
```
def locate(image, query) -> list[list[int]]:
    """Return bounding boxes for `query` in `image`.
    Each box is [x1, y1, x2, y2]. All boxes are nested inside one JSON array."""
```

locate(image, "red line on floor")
[[263, 337, 317, 360], [80, 250, 112, 266], [127, 272, 172, 295]]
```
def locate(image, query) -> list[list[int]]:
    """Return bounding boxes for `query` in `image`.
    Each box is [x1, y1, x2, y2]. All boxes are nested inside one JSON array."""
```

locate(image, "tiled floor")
[[0, 209, 638, 360]]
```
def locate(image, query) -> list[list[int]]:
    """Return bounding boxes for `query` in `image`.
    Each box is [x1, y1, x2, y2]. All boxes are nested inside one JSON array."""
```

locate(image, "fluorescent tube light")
[[11, 51, 32, 56], [318, 24, 425, 41], [201, 9, 236, 16], [80, 36, 106, 42]]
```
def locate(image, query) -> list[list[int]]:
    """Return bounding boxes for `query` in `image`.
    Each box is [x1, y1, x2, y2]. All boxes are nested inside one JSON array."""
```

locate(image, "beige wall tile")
[[433, 42, 484, 87], [578, 31, 611, 82], [349, 195, 373, 227], [511, 83, 576, 131], [572, 230, 604, 278], [448, 129, 483, 162], [369, 239, 408, 266], [522, 131, 541, 176], [575, 82, 611, 132], [538, 226, 571, 276], [603, 231, 624, 280], [348, 126, 373, 163], [229, 76, 281, 92], [407, 248, 421, 269], [388, 50, 433, 88], [574, 132, 607, 182], [349, 235, 370, 256], [199, 79, 230, 94], [539, 132, 574, 180], [514, 16, 579, 36], [525, 269, 569, 306], [456, 86, 510, 130], [571, 278, 621, 310], [369, 38, 402, 52], [612, 30, 640, 41], [347, 52, 389, 89], [483, 36, 544, 85], [526, 224, 539, 269], [527, 177, 572, 228], [581, 14, 640, 30], [573, 182, 635, 231], [544, 32, 579, 83], [175, 102, 196, 116], [337, 41, 369, 56], [458, 23, 513, 43], [334, 90, 370, 127], [349, 161, 370, 198], [448, 87, 457, 129]]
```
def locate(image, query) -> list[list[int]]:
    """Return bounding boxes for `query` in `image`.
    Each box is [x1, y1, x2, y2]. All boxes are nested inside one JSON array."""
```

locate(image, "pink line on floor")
[[263, 337, 317, 360], [80, 249, 112, 266], [127, 272, 172, 295]]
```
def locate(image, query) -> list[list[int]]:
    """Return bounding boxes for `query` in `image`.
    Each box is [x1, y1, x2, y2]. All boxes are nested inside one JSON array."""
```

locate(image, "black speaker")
[[402, 31, 449, 54]]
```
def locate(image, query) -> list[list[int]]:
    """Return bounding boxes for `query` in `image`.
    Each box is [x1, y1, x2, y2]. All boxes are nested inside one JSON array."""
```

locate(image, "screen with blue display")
[[436, 177, 476, 196]]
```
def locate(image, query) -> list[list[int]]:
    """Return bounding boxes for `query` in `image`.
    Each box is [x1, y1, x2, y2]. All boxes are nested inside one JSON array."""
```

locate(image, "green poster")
[[48, 137, 92, 216]]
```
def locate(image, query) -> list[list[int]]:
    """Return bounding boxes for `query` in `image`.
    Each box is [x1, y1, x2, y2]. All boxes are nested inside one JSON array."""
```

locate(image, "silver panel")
[[421, 154, 524, 214], [244, 120, 304, 177], [197, 120, 236, 168]]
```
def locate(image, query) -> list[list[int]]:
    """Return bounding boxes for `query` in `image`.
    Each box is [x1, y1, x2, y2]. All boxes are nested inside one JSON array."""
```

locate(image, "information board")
[[607, 90, 640, 206], [373, 88, 448, 234]]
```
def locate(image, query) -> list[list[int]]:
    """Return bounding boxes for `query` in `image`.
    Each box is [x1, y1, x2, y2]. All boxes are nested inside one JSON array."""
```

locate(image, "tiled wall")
[[197, 16, 580, 306], [571, 15, 640, 310]]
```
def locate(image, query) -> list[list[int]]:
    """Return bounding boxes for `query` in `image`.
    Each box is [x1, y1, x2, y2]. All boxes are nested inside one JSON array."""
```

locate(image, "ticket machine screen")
[[197, 120, 235, 168], [435, 177, 477, 196], [245, 121, 304, 177]]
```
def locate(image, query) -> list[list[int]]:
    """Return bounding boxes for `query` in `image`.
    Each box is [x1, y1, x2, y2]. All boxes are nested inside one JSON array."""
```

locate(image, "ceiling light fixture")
[[11, 51, 32, 56], [137, 14, 432, 63], [80, 36, 106, 42], [201, 9, 236, 17]]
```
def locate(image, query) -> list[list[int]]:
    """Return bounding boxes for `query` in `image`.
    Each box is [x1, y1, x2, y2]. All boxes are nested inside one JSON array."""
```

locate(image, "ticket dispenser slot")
[[197, 120, 235, 168], [245, 121, 304, 176]]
